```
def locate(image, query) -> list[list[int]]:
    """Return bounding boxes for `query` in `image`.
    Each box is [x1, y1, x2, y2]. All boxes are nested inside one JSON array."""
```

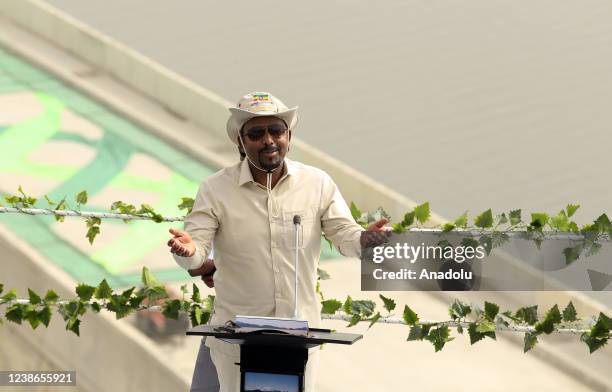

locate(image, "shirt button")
[[274, 267, 279, 273]]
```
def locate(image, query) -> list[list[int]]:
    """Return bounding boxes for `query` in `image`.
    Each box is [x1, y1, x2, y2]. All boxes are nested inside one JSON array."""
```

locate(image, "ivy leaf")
[[367, 312, 381, 329], [348, 314, 361, 327], [562, 301, 578, 322], [568, 221, 579, 233], [532, 237, 544, 250], [534, 305, 562, 335], [54, 198, 67, 222], [106, 294, 134, 319], [86, 225, 100, 245], [43, 290, 59, 303], [454, 211, 468, 228], [142, 267, 159, 287], [425, 325, 452, 352], [566, 204, 580, 218], [414, 202, 431, 224], [581, 333, 608, 353], [343, 296, 353, 315], [137, 204, 164, 223], [66, 318, 80, 336], [461, 238, 479, 249], [1, 289, 17, 303], [515, 306, 539, 325], [509, 209, 522, 226], [0, 283, 3, 296], [28, 289, 41, 305], [524, 332, 538, 353], [44, 195, 56, 206], [178, 197, 195, 214], [550, 210, 569, 231], [191, 283, 201, 303], [5, 304, 24, 324], [403, 305, 419, 326], [350, 202, 362, 221], [491, 232, 510, 248], [530, 213, 549, 230], [26, 308, 40, 329], [449, 299, 471, 320], [321, 299, 342, 314], [402, 211, 415, 227], [351, 300, 376, 317], [476, 321, 496, 333], [76, 284, 95, 302], [162, 299, 181, 320], [468, 322, 496, 344], [317, 268, 331, 280], [37, 306, 52, 327], [474, 209, 493, 229], [585, 242, 603, 258], [407, 325, 430, 341], [442, 223, 455, 233], [94, 279, 112, 300], [496, 213, 508, 225], [580, 314, 611, 354], [379, 294, 396, 313], [190, 306, 203, 327], [75, 190, 88, 205], [484, 301, 499, 321], [392, 222, 406, 234], [91, 302, 102, 313], [563, 244, 583, 265]]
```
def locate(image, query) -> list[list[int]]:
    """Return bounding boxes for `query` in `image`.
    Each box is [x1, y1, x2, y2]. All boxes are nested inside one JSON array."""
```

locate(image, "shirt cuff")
[[172, 248, 205, 270]]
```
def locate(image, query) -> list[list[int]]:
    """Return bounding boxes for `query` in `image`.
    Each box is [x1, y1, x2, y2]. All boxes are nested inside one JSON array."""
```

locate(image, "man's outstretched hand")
[[360, 218, 390, 248], [168, 228, 196, 257]]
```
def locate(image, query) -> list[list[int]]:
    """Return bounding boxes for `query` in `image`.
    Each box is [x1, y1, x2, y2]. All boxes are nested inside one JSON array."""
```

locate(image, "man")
[[168, 92, 387, 391]]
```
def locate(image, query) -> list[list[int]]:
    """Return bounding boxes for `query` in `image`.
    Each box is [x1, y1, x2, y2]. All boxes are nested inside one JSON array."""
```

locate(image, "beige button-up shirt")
[[174, 158, 363, 329]]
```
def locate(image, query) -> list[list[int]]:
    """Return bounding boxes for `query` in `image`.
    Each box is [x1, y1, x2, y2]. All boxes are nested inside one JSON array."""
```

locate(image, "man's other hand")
[[168, 228, 196, 257], [187, 259, 216, 288], [361, 218, 390, 248]]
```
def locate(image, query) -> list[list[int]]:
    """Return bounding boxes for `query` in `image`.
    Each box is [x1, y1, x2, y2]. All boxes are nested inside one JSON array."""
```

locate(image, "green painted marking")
[[0, 92, 63, 162], [91, 173, 197, 273], [88, 112, 215, 181], [34, 85, 108, 115], [46, 131, 134, 201]]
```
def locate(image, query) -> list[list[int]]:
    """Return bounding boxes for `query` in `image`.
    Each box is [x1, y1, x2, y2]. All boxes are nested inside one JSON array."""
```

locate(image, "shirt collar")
[[237, 158, 295, 186]]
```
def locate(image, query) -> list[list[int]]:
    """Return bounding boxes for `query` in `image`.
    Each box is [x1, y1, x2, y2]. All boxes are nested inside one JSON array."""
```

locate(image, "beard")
[[258, 146, 283, 171]]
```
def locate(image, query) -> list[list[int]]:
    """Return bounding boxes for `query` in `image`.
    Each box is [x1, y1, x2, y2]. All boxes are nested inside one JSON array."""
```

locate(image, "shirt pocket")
[[281, 209, 314, 249]]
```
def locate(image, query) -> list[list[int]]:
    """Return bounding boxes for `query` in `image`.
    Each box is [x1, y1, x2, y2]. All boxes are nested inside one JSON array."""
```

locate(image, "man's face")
[[238, 116, 291, 171]]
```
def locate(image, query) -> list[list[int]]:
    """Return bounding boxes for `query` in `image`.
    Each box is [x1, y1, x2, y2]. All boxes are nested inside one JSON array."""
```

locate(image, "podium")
[[187, 325, 362, 392]]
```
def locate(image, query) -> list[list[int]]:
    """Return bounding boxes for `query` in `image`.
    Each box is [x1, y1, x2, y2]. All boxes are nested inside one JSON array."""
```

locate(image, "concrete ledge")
[[0, 224, 190, 391]]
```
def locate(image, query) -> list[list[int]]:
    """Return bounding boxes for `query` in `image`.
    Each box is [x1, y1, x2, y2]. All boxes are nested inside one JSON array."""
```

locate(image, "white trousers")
[[209, 339, 319, 392]]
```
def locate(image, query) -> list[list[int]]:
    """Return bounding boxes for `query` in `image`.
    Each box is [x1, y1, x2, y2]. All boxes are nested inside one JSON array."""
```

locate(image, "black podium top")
[[187, 325, 363, 349]]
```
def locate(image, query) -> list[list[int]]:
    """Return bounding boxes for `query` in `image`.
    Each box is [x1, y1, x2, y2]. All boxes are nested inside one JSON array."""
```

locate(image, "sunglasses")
[[242, 124, 288, 141]]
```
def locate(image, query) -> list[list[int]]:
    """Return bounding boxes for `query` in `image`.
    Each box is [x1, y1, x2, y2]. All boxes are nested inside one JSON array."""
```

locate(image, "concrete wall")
[[0, 224, 190, 391], [0, 0, 428, 221]]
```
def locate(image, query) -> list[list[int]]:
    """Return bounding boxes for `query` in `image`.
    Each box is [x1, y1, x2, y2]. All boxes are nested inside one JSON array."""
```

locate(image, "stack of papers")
[[234, 315, 308, 336]]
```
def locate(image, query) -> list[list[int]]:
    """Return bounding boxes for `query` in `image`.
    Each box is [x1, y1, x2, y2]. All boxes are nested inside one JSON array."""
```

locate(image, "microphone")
[[293, 215, 301, 319]]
